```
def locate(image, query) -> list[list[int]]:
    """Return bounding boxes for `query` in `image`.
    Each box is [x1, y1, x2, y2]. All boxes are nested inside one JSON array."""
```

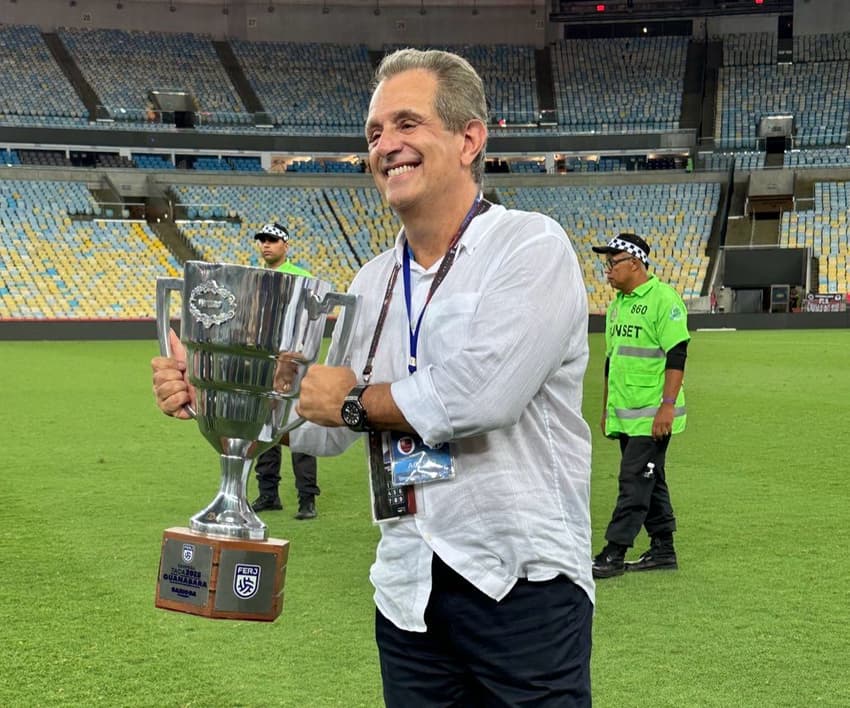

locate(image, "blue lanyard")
[[402, 197, 488, 374]]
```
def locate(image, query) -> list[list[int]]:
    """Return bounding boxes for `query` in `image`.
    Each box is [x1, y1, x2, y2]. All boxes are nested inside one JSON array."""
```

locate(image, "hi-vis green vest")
[[276, 261, 313, 278], [604, 274, 690, 437]]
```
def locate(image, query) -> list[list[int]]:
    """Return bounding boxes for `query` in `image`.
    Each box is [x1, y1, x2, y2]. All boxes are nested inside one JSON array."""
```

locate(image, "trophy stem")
[[190, 454, 268, 541]]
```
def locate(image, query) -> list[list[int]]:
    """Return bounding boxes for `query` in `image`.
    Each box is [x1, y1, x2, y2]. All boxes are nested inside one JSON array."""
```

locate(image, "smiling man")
[[153, 49, 594, 706]]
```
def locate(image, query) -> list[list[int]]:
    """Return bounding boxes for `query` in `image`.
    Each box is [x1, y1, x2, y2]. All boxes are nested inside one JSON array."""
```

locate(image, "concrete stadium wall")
[[793, 0, 850, 35], [1, 0, 548, 46], [2, 312, 848, 341]]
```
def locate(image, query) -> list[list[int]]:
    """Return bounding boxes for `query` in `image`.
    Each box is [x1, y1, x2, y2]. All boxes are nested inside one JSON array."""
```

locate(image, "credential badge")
[[188, 280, 237, 328], [233, 563, 262, 600], [182, 543, 194, 563]]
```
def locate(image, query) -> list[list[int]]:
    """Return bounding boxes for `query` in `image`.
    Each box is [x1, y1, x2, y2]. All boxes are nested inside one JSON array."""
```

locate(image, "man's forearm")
[[361, 383, 415, 433], [661, 369, 684, 403]]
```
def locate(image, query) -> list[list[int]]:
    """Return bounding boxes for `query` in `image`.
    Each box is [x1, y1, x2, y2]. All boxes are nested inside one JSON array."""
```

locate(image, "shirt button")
[[424, 533, 432, 542]]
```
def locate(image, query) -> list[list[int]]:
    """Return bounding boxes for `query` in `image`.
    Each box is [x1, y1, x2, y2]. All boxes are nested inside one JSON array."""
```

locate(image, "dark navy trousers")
[[375, 554, 593, 707]]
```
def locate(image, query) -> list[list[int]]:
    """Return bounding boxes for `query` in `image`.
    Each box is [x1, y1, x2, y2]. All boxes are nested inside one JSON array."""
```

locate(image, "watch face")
[[341, 401, 363, 428]]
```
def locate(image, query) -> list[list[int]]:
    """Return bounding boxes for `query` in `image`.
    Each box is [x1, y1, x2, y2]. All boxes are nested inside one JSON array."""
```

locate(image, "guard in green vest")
[[590, 233, 690, 579], [251, 222, 320, 520]]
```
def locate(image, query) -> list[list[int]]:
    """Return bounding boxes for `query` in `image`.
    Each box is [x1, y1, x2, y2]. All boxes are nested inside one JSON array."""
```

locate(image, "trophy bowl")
[[156, 261, 359, 541]]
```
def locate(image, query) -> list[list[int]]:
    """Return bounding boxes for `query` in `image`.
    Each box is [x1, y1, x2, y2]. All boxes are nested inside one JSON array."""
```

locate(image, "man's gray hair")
[[373, 48, 488, 184]]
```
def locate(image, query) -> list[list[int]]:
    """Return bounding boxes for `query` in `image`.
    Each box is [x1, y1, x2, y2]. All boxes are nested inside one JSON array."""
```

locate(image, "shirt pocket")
[[420, 292, 481, 364], [624, 371, 660, 408]]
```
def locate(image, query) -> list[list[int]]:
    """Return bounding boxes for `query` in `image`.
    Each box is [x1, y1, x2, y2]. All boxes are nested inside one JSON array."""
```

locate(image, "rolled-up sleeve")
[[392, 214, 587, 447]]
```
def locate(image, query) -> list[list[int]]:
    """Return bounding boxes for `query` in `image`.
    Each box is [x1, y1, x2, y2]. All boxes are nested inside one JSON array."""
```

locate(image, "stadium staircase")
[[42, 32, 102, 121], [699, 41, 722, 145], [91, 176, 200, 265], [726, 212, 780, 246], [367, 49, 384, 70], [534, 49, 556, 120], [151, 219, 199, 264], [764, 152, 785, 168], [213, 40, 264, 116], [679, 41, 705, 133]]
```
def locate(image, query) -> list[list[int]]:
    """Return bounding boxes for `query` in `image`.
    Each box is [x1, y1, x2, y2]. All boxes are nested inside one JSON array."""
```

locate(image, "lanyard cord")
[[360, 197, 491, 383]]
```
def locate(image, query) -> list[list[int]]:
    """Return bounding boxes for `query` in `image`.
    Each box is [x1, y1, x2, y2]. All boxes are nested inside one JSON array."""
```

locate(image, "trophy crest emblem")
[[233, 564, 261, 599], [188, 280, 237, 328]]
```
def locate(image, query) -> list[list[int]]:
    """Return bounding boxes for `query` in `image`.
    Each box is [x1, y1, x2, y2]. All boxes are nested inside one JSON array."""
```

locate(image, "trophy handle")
[[307, 292, 361, 367], [156, 276, 197, 418], [277, 291, 360, 436]]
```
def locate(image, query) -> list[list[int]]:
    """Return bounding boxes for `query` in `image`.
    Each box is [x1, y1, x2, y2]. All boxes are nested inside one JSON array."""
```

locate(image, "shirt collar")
[[392, 195, 495, 268], [618, 273, 657, 298]]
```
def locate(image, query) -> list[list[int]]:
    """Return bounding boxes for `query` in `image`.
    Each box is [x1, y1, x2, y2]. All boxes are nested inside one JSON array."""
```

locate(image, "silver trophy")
[[155, 261, 359, 542]]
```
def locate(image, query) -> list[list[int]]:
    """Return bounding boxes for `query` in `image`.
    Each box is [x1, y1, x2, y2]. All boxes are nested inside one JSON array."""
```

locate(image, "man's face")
[[365, 68, 467, 213], [257, 236, 288, 267], [603, 253, 638, 291]]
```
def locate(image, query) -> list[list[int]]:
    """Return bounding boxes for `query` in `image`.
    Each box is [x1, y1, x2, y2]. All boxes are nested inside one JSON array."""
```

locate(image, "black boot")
[[295, 494, 317, 520], [592, 542, 627, 579], [626, 534, 678, 572], [252, 494, 283, 512]]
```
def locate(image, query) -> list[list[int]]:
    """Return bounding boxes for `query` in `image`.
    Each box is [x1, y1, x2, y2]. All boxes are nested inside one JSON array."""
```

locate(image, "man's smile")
[[386, 163, 419, 178]]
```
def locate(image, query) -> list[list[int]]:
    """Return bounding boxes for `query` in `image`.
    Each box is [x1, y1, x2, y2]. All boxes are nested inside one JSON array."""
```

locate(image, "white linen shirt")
[[291, 203, 594, 631]]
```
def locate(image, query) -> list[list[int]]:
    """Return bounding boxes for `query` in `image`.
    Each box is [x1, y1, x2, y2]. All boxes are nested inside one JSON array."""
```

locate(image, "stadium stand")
[[229, 41, 373, 133], [17, 150, 73, 168], [510, 160, 546, 173], [169, 184, 396, 292], [779, 181, 850, 294], [0, 178, 181, 319], [286, 160, 364, 174], [0, 25, 89, 127], [56, 28, 248, 126], [497, 183, 719, 314], [550, 36, 688, 133], [720, 31, 777, 66], [1, 150, 22, 166], [4, 19, 850, 324], [793, 31, 850, 62], [699, 151, 766, 171], [384, 43, 540, 126], [133, 154, 176, 170], [784, 147, 850, 168], [716, 32, 850, 149]]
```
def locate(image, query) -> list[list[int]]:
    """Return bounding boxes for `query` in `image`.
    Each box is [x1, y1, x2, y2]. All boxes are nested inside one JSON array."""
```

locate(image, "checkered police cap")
[[591, 232, 650, 265], [254, 222, 289, 242]]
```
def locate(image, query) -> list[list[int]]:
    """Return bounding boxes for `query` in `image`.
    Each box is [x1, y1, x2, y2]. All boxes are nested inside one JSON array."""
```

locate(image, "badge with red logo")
[[389, 432, 454, 486]]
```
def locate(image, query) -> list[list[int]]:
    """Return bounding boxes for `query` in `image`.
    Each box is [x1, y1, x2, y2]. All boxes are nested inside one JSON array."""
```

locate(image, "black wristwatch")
[[341, 384, 371, 432]]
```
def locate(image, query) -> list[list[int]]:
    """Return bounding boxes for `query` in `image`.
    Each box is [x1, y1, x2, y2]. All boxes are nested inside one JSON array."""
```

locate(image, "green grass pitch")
[[1, 330, 848, 707]]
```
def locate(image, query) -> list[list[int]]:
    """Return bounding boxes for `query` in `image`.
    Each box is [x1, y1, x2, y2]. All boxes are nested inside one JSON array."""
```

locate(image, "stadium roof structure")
[[552, 0, 793, 23], [106, 0, 791, 11]]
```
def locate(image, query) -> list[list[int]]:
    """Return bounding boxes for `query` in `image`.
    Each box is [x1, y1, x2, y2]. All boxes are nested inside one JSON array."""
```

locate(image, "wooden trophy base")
[[155, 527, 289, 622]]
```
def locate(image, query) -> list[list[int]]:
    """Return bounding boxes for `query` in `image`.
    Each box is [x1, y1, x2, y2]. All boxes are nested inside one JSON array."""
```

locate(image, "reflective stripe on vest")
[[616, 345, 665, 358], [614, 404, 687, 420]]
